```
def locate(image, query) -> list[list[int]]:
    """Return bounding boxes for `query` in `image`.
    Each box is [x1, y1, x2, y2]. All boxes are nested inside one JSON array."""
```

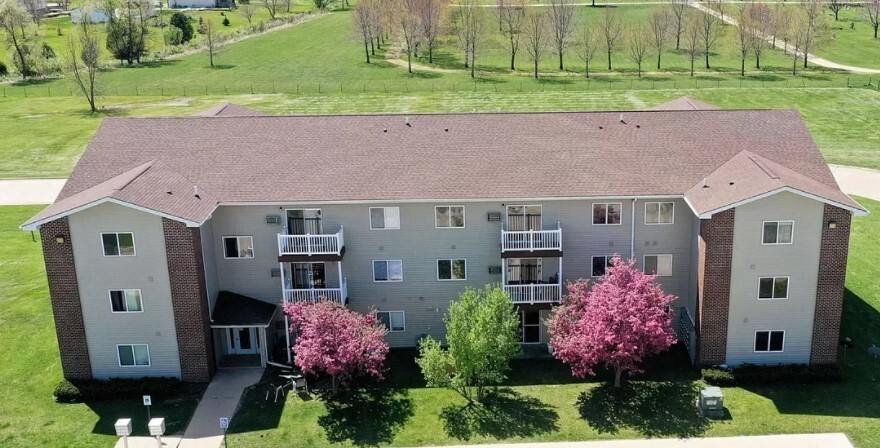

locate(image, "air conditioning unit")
[[488, 266, 502, 274], [266, 215, 281, 225], [270, 268, 281, 278], [487, 212, 502, 222]]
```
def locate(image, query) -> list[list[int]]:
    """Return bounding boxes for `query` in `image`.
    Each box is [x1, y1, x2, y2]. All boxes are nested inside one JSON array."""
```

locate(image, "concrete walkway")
[[830, 165, 880, 202], [415, 433, 855, 448], [690, 1, 880, 75], [0, 178, 66, 205], [114, 368, 264, 448]]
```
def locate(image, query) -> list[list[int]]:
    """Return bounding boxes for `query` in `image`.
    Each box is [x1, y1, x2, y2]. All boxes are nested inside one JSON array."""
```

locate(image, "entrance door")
[[287, 209, 322, 235], [227, 327, 259, 355], [520, 310, 542, 344], [290, 262, 326, 289]]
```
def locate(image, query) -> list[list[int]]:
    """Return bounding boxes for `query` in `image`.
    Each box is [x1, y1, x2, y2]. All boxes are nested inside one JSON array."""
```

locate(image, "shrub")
[[222, 16, 230, 26], [54, 377, 183, 403], [170, 12, 195, 43], [0, 61, 7, 76], [41, 43, 56, 60], [702, 364, 842, 387]]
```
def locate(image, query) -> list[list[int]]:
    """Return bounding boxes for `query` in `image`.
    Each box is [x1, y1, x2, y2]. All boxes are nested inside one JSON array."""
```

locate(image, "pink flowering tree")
[[284, 300, 389, 392], [548, 256, 677, 388]]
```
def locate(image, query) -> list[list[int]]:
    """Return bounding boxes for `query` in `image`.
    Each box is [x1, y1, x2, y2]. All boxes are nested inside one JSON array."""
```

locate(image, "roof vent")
[[702, 178, 709, 189], [193, 186, 201, 199], [405, 116, 411, 127], [729, 181, 735, 186], [619, 114, 625, 124]]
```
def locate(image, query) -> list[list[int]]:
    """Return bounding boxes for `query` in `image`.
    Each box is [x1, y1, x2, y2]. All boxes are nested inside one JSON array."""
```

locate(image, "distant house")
[[168, 0, 234, 8], [23, 100, 867, 382]]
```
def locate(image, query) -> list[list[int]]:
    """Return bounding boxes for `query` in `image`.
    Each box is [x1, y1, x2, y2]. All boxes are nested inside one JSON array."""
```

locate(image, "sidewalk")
[[830, 165, 880, 202], [415, 433, 855, 448], [0, 178, 66, 205]]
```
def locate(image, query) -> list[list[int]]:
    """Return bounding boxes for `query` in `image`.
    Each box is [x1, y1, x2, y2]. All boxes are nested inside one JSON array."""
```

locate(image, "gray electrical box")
[[699, 386, 724, 419], [266, 215, 281, 225]]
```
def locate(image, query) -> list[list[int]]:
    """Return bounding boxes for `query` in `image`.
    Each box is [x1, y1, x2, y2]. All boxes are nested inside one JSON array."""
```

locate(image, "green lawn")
[[225, 197, 880, 448], [0, 206, 204, 448], [817, 8, 880, 70]]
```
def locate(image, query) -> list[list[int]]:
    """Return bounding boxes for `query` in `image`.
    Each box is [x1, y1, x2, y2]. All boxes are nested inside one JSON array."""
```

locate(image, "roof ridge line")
[[748, 154, 780, 180]]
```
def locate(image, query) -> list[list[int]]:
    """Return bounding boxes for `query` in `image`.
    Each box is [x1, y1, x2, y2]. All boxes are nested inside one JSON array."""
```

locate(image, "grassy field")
[[0, 206, 204, 448], [224, 198, 880, 448], [820, 7, 880, 70]]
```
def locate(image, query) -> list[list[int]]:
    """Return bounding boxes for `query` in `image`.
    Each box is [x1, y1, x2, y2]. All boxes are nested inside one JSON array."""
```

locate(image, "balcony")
[[283, 278, 348, 305], [504, 283, 562, 304], [501, 221, 562, 258], [277, 226, 345, 261]]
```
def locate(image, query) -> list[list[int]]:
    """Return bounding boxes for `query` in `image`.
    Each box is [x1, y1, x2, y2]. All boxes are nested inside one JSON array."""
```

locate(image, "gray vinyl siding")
[[725, 192, 823, 365], [200, 218, 220, 312], [632, 199, 696, 308], [68, 202, 182, 379], [209, 198, 696, 347]]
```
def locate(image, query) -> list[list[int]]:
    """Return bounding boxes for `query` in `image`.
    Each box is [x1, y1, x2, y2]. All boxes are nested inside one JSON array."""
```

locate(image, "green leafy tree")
[[417, 285, 520, 404], [170, 12, 195, 43], [0, 0, 42, 77], [222, 16, 230, 26]]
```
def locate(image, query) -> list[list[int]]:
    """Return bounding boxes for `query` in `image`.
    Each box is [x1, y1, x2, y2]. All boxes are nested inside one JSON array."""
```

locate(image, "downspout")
[[630, 198, 637, 260]]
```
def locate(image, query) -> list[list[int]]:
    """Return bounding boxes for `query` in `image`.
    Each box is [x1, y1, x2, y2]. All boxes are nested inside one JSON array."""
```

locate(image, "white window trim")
[[753, 330, 786, 353], [757, 276, 790, 300], [643, 254, 673, 277], [437, 259, 467, 281], [761, 220, 795, 245], [591, 255, 613, 277], [116, 344, 151, 367], [109, 289, 144, 313], [372, 260, 404, 282], [100, 232, 136, 257], [644, 201, 675, 225], [369, 207, 401, 230], [222, 236, 255, 259], [434, 205, 466, 229], [377, 310, 406, 332], [591, 202, 623, 226]]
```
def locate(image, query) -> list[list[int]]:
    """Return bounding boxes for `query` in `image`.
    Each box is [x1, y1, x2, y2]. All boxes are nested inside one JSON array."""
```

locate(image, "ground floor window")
[[117, 344, 150, 367], [754, 330, 785, 352], [520, 310, 541, 343], [377, 311, 405, 332]]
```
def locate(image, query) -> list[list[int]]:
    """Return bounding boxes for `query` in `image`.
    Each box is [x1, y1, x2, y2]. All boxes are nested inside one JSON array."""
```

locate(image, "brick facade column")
[[40, 218, 92, 380], [810, 205, 852, 365], [163, 219, 215, 382], [697, 208, 735, 366]]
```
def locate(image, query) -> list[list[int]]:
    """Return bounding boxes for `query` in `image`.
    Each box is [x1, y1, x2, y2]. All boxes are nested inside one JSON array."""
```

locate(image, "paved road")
[[412, 433, 855, 448]]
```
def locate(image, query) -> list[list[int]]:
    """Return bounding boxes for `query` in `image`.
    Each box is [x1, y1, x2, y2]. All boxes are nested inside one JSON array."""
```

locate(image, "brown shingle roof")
[[23, 108, 865, 229]]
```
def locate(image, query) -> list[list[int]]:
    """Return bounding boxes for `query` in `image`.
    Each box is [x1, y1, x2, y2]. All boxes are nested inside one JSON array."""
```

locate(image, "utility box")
[[148, 418, 166, 436], [114, 418, 132, 436], [699, 386, 724, 419]]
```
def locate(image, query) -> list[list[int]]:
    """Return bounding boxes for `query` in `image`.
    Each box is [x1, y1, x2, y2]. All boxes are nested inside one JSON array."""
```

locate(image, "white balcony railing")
[[503, 283, 562, 304], [501, 222, 562, 252], [277, 226, 344, 256], [283, 278, 348, 305]]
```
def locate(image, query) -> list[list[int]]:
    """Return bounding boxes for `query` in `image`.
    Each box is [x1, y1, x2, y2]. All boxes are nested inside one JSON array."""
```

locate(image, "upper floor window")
[[435, 206, 465, 228], [223, 236, 254, 259], [763, 221, 794, 245], [592, 203, 622, 225], [117, 344, 151, 367], [758, 276, 789, 300], [754, 330, 785, 352], [370, 207, 400, 230], [644, 255, 673, 276], [592, 255, 613, 277], [110, 289, 143, 313], [373, 260, 403, 282], [645, 202, 674, 225], [437, 259, 467, 281], [102, 232, 135, 256], [377, 311, 406, 332]]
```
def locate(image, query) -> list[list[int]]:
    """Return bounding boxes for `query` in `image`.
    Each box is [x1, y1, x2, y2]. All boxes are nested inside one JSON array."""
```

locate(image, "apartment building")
[[23, 100, 866, 382]]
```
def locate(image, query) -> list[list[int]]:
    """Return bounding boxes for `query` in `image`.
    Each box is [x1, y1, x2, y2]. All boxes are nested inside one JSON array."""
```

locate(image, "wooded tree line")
[[352, 0, 880, 78]]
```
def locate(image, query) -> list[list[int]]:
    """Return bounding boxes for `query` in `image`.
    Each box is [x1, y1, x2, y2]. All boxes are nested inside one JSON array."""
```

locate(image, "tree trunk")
[[637, 62, 641, 77], [607, 50, 612, 70], [676, 32, 680, 50], [792, 56, 798, 76], [613, 365, 622, 388], [429, 45, 433, 64], [741, 57, 744, 76], [657, 51, 661, 70], [803, 53, 808, 69], [370, 38, 375, 55], [510, 50, 516, 70], [755, 53, 761, 69], [364, 41, 370, 63], [585, 60, 590, 78], [407, 50, 412, 73], [874, 25, 878, 39], [534, 60, 539, 79], [559, 51, 564, 71], [690, 57, 694, 76], [705, 48, 710, 69]]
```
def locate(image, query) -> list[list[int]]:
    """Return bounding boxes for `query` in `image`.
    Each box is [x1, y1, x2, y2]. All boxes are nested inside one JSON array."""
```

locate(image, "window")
[[373, 260, 403, 282], [110, 289, 143, 313], [763, 221, 794, 245], [520, 310, 541, 343], [754, 331, 785, 352], [223, 236, 254, 259], [645, 202, 674, 225], [101, 232, 135, 256], [435, 206, 465, 228], [506, 205, 542, 231], [592, 203, 622, 225], [370, 207, 400, 230], [758, 276, 789, 300], [644, 255, 673, 276], [117, 344, 150, 367], [438, 259, 467, 281], [592, 256, 613, 277], [377, 311, 405, 332]]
